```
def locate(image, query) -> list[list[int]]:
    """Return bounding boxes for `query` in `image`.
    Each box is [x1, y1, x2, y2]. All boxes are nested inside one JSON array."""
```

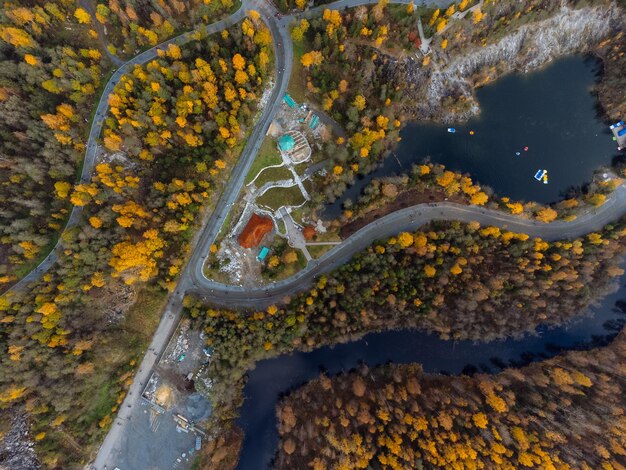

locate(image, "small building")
[[283, 93, 297, 108], [610, 120, 626, 150], [309, 114, 319, 129], [237, 213, 273, 249], [257, 246, 270, 261], [277, 130, 311, 164]]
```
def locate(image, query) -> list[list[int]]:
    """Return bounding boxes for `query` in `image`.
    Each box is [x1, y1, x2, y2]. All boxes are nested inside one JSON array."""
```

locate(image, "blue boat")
[[534, 169, 547, 181], [447, 128, 456, 133]]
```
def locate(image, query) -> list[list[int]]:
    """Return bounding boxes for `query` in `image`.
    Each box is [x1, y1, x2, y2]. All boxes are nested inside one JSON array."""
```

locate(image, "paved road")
[[92, 290, 185, 469], [6, 4, 247, 294], [188, 184, 626, 307], [176, 0, 293, 293], [296, 0, 452, 19], [92, 1, 287, 468]]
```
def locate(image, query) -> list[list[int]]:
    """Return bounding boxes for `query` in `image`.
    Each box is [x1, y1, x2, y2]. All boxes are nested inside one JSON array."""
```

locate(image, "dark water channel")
[[234, 55, 625, 469], [236, 273, 626, 469], [324, 55, 620, 219]]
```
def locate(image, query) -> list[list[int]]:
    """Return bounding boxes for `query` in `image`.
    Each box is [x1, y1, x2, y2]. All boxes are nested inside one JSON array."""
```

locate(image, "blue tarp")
[[309, 114, 319, 129]]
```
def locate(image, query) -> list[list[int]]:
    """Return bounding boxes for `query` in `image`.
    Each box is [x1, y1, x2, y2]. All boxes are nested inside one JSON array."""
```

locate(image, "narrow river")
[[325, 55, 620, 219], [236, 270, 626, 469]]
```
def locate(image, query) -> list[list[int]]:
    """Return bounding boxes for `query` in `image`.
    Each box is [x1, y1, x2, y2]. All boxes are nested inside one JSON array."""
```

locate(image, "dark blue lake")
[[324, 55, 620, 219], [236, 274, 626, 469]]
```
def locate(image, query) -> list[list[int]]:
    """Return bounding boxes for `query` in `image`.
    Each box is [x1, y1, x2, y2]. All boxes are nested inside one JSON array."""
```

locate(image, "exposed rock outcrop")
[[402, 4, 623, 122]]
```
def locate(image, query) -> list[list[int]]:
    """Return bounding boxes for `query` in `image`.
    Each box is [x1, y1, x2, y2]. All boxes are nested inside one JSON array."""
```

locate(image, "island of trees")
[[275, 330, 626, 469]]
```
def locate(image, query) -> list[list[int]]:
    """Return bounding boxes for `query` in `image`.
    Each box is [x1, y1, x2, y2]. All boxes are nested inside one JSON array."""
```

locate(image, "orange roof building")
[[237, 213, 274, 248]]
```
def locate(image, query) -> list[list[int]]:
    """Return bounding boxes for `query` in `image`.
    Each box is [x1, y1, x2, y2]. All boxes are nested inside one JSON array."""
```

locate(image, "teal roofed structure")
[[278, 134, 295, 152], [283, 94, 297, 108], [257, 246, 270, 261]]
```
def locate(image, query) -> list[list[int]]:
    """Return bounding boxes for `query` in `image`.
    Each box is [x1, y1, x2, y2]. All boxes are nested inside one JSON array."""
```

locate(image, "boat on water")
[[447, 128, 456, 133], [534, 169, 548, 184]]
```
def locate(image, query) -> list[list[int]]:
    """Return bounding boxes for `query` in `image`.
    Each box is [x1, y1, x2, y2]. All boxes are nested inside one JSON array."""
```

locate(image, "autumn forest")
[[1, 0, 626, 468]]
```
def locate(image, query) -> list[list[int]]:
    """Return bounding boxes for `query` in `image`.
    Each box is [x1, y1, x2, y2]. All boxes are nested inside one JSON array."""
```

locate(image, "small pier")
[[610, 120, 626, 150]]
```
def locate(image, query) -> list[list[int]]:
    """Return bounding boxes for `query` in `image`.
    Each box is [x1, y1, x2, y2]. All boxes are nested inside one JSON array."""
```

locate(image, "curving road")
[[187, 184, 626, 307], [6, 4, 247, 293]]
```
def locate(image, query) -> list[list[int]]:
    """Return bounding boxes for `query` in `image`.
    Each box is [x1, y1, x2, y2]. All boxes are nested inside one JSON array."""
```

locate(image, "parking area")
[[106, 320, 211, 470]]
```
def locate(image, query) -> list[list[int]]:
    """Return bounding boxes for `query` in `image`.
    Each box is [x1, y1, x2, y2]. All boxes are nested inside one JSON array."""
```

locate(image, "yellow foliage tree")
[[283, 251, 298, 264], [24, 54, 39, 66], [0, 385, 27, 403], [472, 9, 484, 24], [353, 95, 366, 111], [232, 53, 246, 71], [54, 181, 71, 199], [424, 265, 436, 277], [536, 207, 557, 223], [470, 192, 488, 205], [0, 27, 35, 48], [74, 8, 91, 24], [587, 193, 606, 206], [506, 202, 523, 214], [301, 51, 324, 68], [473, 413, 488, 428], [397, 232, 414, 249]]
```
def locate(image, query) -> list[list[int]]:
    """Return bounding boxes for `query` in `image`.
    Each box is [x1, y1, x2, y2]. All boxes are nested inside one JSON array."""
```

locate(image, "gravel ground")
[[0, 414, 40, 470]]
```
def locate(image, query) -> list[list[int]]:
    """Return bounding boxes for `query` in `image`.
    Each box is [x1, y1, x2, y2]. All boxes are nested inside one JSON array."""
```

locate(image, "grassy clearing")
[[122, 285, 168, 341], [314, 229, 342, 243], [287, 38, 307, 103], [306, 229, 342, 259], [244, 137, 283, 184], [252, 166, 294, 188], [256, 184, 306, 211], [307, 244, 334, 259], [69, 285, 168, 455]]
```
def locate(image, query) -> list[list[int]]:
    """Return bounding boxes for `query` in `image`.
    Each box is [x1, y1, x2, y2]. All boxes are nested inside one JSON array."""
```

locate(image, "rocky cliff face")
[[403, 3, 623, 122]]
